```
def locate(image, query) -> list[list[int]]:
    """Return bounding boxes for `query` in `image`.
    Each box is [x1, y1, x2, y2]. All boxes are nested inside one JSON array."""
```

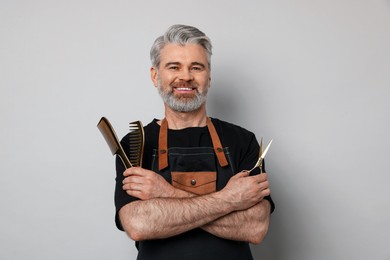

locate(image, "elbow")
[[122, 217, 148, 241], [248, 223, 269, 245], [249, 200, 272, 244], [127, 229, 145, 242], [249, 232, 266, 245], [119, 205, 149, 241]]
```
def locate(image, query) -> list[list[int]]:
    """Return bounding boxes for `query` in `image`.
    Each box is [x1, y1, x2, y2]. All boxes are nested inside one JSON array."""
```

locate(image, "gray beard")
[[157, 84, 208, 112]]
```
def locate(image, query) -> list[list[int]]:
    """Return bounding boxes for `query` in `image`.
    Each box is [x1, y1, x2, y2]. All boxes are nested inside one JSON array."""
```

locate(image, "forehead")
[[159, 44, 208, 66]]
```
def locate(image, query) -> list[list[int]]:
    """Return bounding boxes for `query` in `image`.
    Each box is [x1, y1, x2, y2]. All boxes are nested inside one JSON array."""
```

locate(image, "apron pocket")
[[171, 171, 216, 195]]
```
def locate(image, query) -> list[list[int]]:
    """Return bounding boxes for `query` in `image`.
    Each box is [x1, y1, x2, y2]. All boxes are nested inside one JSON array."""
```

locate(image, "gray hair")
[[150, 24, 212, 69]]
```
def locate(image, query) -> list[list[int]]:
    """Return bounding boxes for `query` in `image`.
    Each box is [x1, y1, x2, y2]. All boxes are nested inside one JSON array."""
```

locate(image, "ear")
[[150, 67, 158, 87]]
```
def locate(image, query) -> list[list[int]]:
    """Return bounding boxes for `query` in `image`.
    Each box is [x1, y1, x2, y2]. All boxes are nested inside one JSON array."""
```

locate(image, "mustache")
[[171, 81, 198, 89]]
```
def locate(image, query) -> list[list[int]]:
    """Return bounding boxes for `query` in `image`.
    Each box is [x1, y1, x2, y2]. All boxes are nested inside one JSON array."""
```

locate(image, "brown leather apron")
[[151, 117, 235, 195]]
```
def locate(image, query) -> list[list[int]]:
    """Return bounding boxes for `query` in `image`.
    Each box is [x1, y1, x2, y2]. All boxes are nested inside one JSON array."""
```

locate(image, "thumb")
[[232, 171, 250, 179]]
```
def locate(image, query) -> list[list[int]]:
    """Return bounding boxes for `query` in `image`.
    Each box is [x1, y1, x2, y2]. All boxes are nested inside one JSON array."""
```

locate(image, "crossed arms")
[[118, 168, 271, 244]]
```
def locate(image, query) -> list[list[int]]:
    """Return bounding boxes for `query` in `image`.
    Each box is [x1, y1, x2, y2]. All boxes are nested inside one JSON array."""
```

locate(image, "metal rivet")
[[160, 149, 167, 154], [191, 179, 197, 185], [217, 147, 223, 152]]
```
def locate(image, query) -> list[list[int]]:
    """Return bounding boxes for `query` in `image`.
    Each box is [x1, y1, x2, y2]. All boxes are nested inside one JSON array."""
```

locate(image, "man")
[[115, 24, 274, 260]]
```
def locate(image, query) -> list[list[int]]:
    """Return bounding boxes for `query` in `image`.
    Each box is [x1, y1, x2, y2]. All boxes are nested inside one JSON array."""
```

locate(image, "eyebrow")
[[164, 62, 180, 68], [164, 62, 206, 68]]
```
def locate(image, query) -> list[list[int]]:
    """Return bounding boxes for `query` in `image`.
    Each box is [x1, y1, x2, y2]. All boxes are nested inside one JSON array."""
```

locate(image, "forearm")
[[167, 186, 271, 243], [201, 199, 271, 244], [167, 187, 271, 244], [119, 191, 233, 241], [119, 170, 270, 241]]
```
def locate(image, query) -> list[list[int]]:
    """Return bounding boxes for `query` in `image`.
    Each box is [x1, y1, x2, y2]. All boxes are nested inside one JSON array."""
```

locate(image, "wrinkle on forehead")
[[159, 44, 209, 70]]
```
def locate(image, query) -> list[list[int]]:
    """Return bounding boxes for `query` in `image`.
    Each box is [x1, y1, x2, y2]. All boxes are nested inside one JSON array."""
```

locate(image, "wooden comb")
[[97, 117, 132, 168]]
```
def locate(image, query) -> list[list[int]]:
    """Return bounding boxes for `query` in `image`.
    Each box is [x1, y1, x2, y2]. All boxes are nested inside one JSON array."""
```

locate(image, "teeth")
[[176, 87, 192, 91]]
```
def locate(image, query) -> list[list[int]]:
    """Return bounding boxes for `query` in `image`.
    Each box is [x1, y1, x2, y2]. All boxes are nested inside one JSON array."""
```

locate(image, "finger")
[[125, 189, 147, 200], [123, 182, 143, 192], [261, 188, 271, 197], [123, 169, 131, 177], [123, 168, 137, 177], [253, 173, 268, 182], [122, 176, 144, 185], [123, 167, 143, 177], [258, 180, 270, 190], [234, 171, 250, 178]]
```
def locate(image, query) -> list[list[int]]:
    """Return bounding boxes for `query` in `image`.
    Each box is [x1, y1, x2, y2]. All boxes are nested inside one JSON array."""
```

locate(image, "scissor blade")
[[259, 137, 263, 158], [260, 139, 273, 160]]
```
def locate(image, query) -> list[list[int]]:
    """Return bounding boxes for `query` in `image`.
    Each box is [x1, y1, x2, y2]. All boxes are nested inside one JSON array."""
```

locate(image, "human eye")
[[191, 66, 203, 71], [190, 62, 205, 72], [168, 65, 179, 70], [165, 63, 181, 71]]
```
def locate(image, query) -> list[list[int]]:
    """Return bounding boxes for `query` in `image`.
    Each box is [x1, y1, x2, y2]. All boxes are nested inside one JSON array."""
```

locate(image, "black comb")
[[128, 121, 144, 167]]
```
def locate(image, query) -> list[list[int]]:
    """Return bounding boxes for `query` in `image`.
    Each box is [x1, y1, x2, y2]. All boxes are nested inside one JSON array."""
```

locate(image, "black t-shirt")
[[114, 118, 275, 260]]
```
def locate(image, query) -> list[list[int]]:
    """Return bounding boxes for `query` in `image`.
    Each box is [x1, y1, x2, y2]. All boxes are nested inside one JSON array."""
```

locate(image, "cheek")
[[199, 76, 211, 88], [159, 74, 176, 86]]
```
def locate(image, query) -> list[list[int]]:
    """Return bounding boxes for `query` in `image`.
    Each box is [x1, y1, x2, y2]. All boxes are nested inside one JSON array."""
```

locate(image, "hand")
[[221, 171, 270, 211], [122, 167, 175, 200]]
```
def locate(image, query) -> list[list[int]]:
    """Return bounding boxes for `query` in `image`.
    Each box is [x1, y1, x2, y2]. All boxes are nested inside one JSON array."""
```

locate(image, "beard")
[[157, 80, 208, 112]]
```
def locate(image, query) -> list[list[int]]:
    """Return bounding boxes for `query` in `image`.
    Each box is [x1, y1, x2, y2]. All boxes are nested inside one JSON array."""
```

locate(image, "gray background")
[[1, 0, 389, 259]]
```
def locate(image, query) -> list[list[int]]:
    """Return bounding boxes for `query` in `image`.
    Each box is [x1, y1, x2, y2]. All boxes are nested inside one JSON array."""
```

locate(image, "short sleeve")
[[114, 135, 140, 231]]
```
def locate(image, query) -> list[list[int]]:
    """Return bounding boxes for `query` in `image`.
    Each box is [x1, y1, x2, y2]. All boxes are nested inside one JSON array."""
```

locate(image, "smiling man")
[[152, 38, 211, 116], [114, 24, 275, 260]]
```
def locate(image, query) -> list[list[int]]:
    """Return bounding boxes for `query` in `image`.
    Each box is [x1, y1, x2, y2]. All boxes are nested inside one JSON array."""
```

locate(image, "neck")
[[163, 104, 208, 129]]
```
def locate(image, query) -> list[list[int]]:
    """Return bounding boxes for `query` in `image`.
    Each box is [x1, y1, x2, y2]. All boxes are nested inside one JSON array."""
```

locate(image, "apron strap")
[[158, 117, 229, 171], [206, 117, 228, 167], [158, 119, 169, 171]]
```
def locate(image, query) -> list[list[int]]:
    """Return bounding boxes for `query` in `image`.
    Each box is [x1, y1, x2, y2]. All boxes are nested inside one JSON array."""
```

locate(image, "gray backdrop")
[[1, 0, 389, 259]]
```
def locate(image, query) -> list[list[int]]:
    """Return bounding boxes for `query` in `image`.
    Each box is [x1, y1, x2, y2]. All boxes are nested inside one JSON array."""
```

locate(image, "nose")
[[178, 68, 194, 81]]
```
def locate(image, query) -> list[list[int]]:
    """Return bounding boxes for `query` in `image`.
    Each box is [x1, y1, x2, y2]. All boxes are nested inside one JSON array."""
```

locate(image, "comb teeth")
[[129, 121, 145, 167]]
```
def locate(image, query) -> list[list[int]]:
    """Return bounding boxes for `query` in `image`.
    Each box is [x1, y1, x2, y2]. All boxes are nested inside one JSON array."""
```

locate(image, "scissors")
[[244, 138, 273, 173]]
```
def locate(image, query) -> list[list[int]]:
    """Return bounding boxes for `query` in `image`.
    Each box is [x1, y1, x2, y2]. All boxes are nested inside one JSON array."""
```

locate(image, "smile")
[[175, 87, 194, 91]]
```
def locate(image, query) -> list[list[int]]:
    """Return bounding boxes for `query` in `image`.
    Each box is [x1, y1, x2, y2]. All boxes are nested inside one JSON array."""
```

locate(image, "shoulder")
[[210, 117, 260, 173], [144, 118, 159, 134], [210, 117, 256, 140], [120, 119, 159, 146]]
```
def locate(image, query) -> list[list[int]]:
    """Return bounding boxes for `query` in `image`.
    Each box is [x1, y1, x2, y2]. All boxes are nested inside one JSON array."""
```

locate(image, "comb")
[[128, 121, 144, 167], [97, 117, 133, 168]]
